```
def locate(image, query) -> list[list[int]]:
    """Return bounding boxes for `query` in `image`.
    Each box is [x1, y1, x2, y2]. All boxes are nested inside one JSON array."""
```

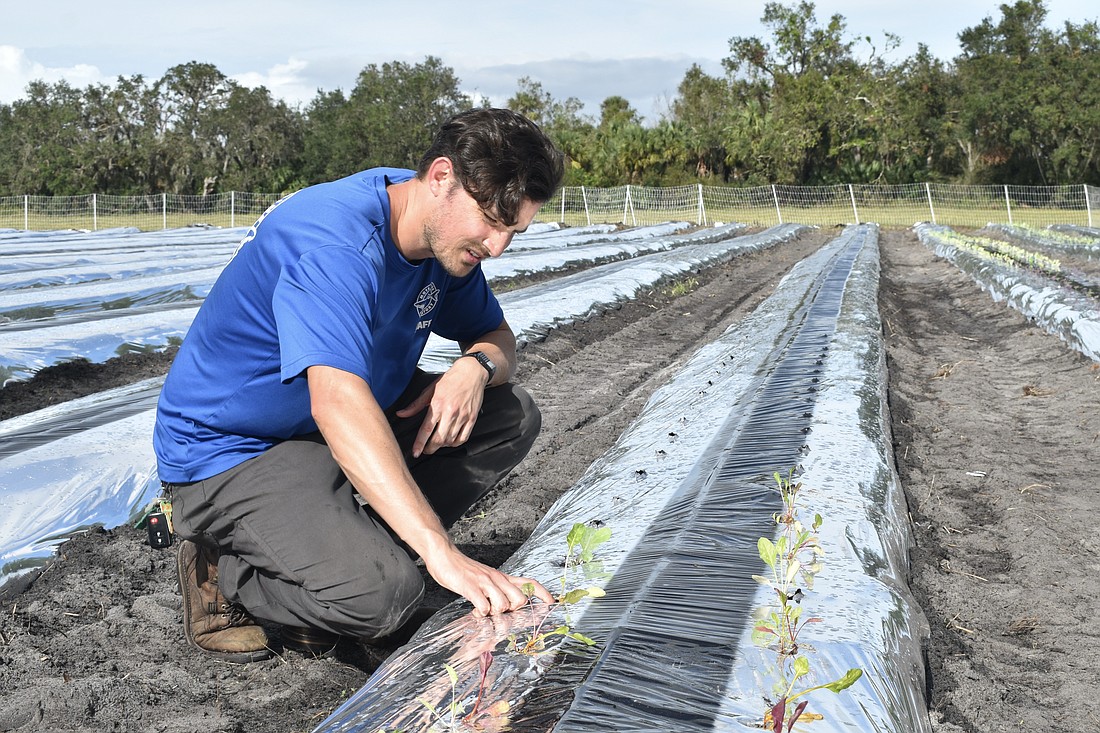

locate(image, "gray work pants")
[[167, 370, 541, 640]]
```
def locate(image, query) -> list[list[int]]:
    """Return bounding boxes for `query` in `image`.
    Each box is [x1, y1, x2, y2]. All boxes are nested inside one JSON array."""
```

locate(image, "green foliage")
[[509, 522, 610, 657], [565, 521, 611, 565], [954, 1, 1100, 184], [1, 1, 1096, 194], [302, 56, 471, 184], [752, 468, 862, 732]]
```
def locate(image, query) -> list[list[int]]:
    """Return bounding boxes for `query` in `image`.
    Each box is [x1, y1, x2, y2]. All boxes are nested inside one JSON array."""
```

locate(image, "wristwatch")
[[461, 351, 497, 383]]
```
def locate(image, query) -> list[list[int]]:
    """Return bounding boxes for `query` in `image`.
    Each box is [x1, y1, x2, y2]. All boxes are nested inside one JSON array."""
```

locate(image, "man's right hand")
[[308, 365, 551, 617], [421, 537, 554, 616]]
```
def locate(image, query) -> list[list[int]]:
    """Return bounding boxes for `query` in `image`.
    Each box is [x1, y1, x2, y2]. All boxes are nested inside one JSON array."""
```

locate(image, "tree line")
[[1, 0, 1096, 197]]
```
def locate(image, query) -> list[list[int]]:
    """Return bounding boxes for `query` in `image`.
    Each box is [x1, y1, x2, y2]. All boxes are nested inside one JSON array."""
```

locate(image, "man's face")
[[423, 180, 541, 277]]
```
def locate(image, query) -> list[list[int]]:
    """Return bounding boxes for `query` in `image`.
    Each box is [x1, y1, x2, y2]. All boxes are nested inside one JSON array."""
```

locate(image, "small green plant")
[[751, 470, 862, 732], [664, 276, 698, 297], [417, 662, 463, 731], [414, 522, 612, 731], [418, 651, 511, 732], [509, 521, 610, 656], [766, 660, 863, 732], [752, 472, 826, 655], [565, 521, 612, 566]]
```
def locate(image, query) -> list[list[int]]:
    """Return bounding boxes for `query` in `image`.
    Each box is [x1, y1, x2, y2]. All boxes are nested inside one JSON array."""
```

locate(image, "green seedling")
[[414, 522, 611, 730], [753, 472, 826, 655], [510, 582, 604, 656], [752, 602, 822, 657], [565, 521, 611, 567], [510, 521, 610, 656], [767, 663, 863, 732], [751, 469, 863, 730], [417, 663, 462, 732], [418, 652, 512, 732], [664, 276, 699, 298]]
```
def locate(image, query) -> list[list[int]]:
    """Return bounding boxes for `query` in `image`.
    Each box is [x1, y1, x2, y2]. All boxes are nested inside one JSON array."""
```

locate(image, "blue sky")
[[2, 0, 1096, 122]]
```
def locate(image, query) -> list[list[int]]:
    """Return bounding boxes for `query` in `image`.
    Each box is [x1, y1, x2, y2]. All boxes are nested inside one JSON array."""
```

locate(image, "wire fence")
[[2, 183, 1097, 232]]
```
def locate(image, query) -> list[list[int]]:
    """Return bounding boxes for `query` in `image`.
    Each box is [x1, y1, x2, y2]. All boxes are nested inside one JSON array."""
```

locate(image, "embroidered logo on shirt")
[[415, 282, 440, 318]]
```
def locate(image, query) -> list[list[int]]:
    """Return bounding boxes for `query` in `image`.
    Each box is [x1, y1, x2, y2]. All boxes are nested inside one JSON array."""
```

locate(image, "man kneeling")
[[153, 108, 564, 662]]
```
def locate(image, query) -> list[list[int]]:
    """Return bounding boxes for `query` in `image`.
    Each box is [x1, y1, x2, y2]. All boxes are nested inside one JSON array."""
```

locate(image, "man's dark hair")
[[417, 108, 565, 226]]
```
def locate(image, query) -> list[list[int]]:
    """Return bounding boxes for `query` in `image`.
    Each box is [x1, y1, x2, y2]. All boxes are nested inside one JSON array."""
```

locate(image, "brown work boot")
[[176, 539, 272, 663]]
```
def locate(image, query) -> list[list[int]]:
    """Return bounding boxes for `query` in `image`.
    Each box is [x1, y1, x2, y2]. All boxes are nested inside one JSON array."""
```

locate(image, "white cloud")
[[0, 46, 105, 104], [230, 57, 316, 108]]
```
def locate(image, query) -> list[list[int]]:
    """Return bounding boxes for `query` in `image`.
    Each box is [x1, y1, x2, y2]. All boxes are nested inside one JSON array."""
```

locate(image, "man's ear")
[[425, 157, 455, 197]]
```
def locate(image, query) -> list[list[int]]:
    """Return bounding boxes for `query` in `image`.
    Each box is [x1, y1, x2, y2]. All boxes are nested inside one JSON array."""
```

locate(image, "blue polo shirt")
[[153, 168, 503, 483]]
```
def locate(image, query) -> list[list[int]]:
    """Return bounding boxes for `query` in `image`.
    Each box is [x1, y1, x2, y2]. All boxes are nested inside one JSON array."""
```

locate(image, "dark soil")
[[879, 231, 1100, 732], [2, 228, 1099, 732], [0, 349, 177, 421]]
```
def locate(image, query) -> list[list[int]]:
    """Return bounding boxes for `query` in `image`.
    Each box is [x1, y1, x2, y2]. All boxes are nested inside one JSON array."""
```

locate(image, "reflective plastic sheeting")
[[0, 223, 779, 593], [0, 224, 692, 382], [0, 377, 163, 459], [982, 223, 1100, 256], [420, 224, 806, 371], [508, 222, 684, 251], [0, 266, 223, 319], [0, 227, 248, 262], [482, 223, 746, 280], [0, 305, 199, 384], [1050, 224, 1100, 240], [314, 225, 931, 733], [0, 409, 160, 589], [0, 247, 235, 291], [916, 223, 1100, 363]]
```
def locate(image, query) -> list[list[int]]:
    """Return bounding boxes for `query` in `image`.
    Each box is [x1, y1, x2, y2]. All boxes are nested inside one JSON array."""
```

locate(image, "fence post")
[[623, 185, 637, 226], [560, 188, 565, 224], [771, 185, 783, 224], [1085, 184, 1093, 228], [581, 186, 591, 226], [697, 184, 707, 226], [231, 191, 236, 228], [92, 193, 98, 231], [163, 193, 167, 230], [24, 195, 28, 231], [925, 182, 936, 224], [848, 184, 860, 225], [1004, 185, 1013, 225]]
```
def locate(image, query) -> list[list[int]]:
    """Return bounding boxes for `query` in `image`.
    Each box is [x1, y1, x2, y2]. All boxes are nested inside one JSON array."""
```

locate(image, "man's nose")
[[484, 229, 512, 257]]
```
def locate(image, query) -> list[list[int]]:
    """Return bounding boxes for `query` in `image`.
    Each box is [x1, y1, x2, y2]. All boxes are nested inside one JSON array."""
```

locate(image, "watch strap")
[[461, 351, 496, 382]]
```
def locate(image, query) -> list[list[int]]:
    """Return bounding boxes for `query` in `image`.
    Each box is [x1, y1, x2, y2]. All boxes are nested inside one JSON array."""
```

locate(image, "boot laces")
[[220, 601, 255, 627]]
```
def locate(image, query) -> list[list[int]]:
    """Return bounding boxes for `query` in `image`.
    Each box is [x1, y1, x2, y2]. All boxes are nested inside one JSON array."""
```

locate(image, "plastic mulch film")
[[483, 223, 745, 280], [0, 224, 247, 251], [915, 223, 1100, 363], [419, 224, 806, 371], [0, 224, 701, 383], [0, 407, 160, 593], [0, 247, 236, 291], [0, 223, 791, 594], [0, 265, 223, 319], [0, 304, 202, 385], [981, 223, 1100, 253], [0, 377, 163, 459], [508, 222, 687, 252], [314, 224, 931, 733], [1050, 224, 1100, 240]]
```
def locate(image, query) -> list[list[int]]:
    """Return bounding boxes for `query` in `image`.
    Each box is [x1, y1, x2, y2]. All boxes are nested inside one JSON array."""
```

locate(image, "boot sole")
[[280, 625, 342, 657]]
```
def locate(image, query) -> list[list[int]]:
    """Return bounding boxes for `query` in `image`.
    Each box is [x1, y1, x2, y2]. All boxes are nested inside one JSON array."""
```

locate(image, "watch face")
[[476, 352, 496, 377], [467, 351, 496, 379]]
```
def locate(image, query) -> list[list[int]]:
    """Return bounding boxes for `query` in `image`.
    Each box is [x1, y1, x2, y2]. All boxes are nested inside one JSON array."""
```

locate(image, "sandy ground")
[[1, 228, 1098, 732]]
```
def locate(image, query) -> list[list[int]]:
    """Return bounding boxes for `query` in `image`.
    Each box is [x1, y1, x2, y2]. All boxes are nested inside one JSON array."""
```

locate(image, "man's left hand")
[[395, 357, 488, 457]]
